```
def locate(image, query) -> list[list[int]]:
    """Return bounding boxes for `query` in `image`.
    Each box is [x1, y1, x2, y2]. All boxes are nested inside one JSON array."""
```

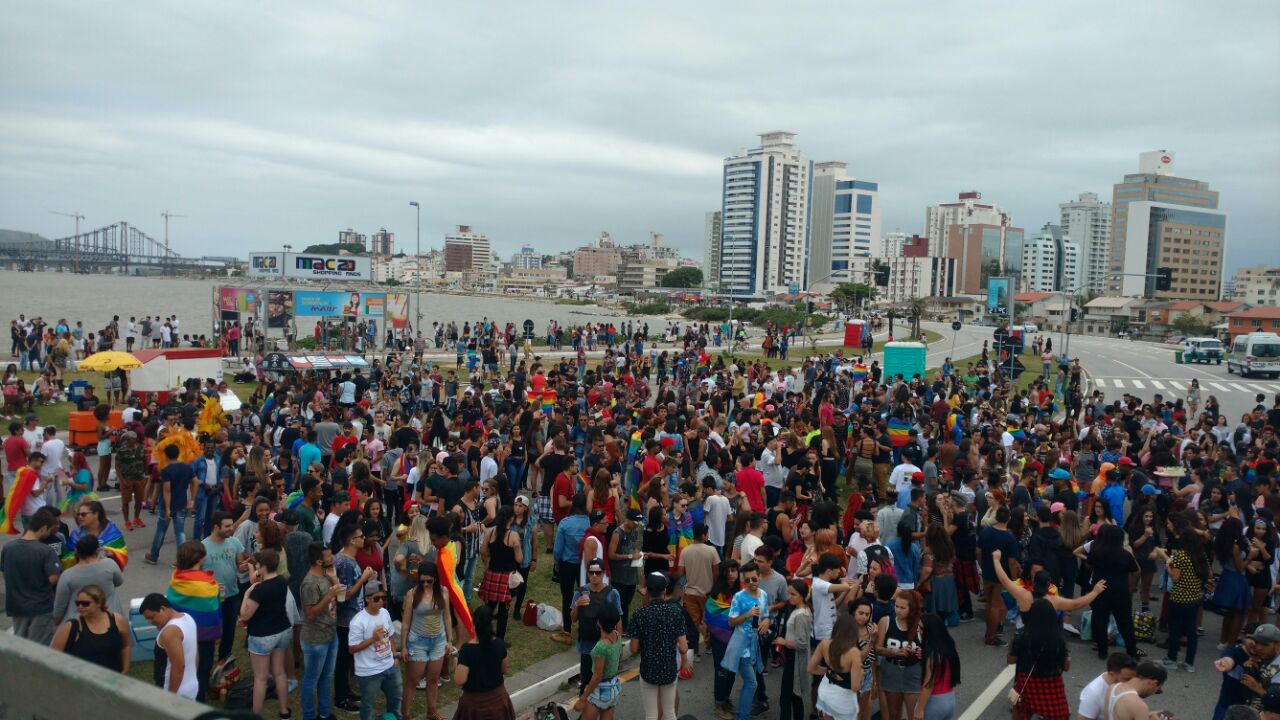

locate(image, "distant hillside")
[[0, 229, 54, 248], [302, 242, 367, 255]]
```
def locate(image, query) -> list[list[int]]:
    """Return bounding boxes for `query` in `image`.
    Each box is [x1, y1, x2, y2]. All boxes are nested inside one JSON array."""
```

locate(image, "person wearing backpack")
[[571, 559, 622, 695]]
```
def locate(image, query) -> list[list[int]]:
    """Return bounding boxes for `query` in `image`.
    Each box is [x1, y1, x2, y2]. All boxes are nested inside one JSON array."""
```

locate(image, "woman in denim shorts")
[[573, 605, 623, 720], [239, 549, 294, 718], [400, 562, 454, 720]]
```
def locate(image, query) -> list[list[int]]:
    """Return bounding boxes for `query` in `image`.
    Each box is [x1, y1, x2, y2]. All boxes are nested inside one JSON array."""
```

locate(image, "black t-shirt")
[[392, 426, 419, 452], [435, 475, 464, 514], [1089, 549, 1140, 595], [539, 452, 570, 495], [246, 575, 292, 637], [459, 639, 508, 692]]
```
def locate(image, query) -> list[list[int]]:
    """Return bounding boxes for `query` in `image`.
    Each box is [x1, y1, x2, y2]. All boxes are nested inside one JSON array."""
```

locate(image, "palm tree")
[[908, 297, 927, 339]]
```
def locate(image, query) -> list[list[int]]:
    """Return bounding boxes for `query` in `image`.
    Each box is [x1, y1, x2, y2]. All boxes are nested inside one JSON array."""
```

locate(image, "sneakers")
[[715, 702, 734, 720], [957, 613, 975, 623], [1062, 622, 1080, 637], [1180, 662, 1195, 673], [143, 555, 158, 565], [694, 652, 702, 663], [985, 638, 1005, 647], [1161, 658, 1179, 669], [417, 678, 428, 690], [124, 520, 134, 531], [334, 699, 360, 712], [750, 702, 769, 718], [133, 517, 145, 528]]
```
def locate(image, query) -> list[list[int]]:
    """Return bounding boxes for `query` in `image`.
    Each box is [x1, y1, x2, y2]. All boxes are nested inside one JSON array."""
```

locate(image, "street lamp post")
[[409, 201, 421, 332]]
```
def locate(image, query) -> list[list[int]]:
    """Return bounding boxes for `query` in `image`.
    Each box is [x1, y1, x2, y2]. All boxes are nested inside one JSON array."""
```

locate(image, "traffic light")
[[1070, 308, 1079, 322], [1155, 267, 1172, 292], [874, 265, 890, 287], [807, 301, 815, 314]]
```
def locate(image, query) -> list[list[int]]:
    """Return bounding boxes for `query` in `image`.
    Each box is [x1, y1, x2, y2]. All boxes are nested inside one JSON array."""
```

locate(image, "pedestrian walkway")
[[1091, 376, 1280, 398]]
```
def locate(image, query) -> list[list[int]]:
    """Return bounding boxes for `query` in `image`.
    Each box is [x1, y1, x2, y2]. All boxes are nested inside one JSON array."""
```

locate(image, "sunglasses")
[[75, 511, 91, 517], [75, 600, 94, 608], [743, 577, 759, 583], [588, 570, 603, 576], [368, 595, 387, 602]]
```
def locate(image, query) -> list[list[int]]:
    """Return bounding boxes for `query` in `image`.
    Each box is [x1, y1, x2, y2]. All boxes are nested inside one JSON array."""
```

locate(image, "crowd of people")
[[6, 313, 1280, 720]]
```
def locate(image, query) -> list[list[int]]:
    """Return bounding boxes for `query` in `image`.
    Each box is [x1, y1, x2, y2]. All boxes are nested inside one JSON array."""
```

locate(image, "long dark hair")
[[1021, 598, 1066, 667], [920, 613, 961, 688], [473, 603, 495, 646], [1088, 524, 1128, 567], [1215, 517, 1247, 565], [1178, 529, 1211, 583], [411, 561, 445, 610], [710, 559, 740, 599]]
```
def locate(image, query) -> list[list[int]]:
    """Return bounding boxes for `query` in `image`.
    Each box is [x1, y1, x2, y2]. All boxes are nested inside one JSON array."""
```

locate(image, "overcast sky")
[[2, 2, 1278, 274]]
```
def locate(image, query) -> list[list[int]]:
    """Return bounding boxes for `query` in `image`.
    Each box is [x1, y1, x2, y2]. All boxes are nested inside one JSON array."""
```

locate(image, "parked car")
[[1227, 332, 1280, 378], [1182, 337, 1223, 364]]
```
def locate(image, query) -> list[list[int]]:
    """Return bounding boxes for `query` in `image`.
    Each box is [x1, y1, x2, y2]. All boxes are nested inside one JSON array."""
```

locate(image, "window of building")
[[856, 195, 873, 214], [834, 195, 852, 213]]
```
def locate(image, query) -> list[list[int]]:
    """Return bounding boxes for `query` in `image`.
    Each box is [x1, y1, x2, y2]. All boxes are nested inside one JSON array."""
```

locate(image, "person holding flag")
[[0, 451, 46, 534]]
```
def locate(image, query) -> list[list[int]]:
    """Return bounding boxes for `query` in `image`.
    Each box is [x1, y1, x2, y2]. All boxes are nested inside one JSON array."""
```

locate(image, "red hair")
[[72, 451, 91, 474]]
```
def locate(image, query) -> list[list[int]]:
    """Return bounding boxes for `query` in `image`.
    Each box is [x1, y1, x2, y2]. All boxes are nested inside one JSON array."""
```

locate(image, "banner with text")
[[986, 277, 1010, 316], [294, 291, 385, 318], [219, 287, 259, 315]]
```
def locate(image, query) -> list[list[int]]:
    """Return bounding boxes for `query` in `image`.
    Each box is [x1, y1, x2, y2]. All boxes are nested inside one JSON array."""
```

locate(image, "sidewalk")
[[439, 642, 637, 718]]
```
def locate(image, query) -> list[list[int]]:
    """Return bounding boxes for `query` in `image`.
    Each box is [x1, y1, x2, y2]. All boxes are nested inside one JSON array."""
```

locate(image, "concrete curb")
[[439, 642, 637, 717]]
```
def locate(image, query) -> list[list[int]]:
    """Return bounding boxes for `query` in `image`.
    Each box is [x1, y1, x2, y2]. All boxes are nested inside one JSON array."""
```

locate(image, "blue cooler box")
[[129, 597, 158, 663], [883, 342, 927, 381]]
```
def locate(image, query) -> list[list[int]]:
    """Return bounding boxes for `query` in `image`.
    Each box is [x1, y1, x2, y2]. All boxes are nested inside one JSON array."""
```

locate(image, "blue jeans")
[[1166, 599, 1201, 666], [301, 637, 338, 720], [148, 505, 188, 560], [505, 460, 525, 495], [734, 655, 758, 720], [460, 551, 479, 602], [192, 489, 221, 539], [357, 665, 403, 720]]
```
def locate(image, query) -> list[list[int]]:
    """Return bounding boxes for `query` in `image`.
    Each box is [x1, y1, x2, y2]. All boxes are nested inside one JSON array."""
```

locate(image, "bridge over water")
[[0, 222, 227, 273]]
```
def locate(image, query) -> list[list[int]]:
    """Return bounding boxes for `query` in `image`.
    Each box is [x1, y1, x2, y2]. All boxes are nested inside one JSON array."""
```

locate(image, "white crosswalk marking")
[[1248, 384, 1272, 394], [1094, 378, 1106, 387], [1207, 383, 1231, 392], [1229, 383, 1250, 392], [1131, 379, 1144, 389], [1152, 381, 1165, 390]]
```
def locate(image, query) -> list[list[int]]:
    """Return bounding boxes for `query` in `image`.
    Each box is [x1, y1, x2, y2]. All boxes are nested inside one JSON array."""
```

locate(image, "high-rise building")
[[443, 225, 493, 273], [703, 211, 722, 291], [338, 228, 367, 248], [944, 223, 1024, 296], [924, 192, 1009, 257], [511, 245, 542, 270], [1021, 224, 1082, 293], [1108, 151, 1227, 299], [573, 232, 624, 281], [719, 131, 812, 298], [807, 161, 881, 291], [846, 256, 956, 304], [370, 228, 394, 257], [1059, 192, 1111, 294], [882, 231, 908, 259], [1228, 265, 1280, 305]]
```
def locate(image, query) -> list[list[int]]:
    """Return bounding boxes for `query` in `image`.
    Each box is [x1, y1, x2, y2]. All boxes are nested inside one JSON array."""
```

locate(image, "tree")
[[830, 282, 876, 310], [661, 267, 703, 288], [907, 297, 927, 338], [1170, 313, 1211, 338], [302, 242, 367, 255]]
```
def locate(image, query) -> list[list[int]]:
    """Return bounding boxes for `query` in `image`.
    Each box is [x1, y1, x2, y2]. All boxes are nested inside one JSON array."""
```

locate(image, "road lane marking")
[[1110, 358, 1154, 379], [1152, 381, 1165, 390], [958, 664, 1016, 720], [1207, 383, 1231, 392], [1248, 384, 1273, 394], [1229, 383, 1250, 392], [1094, 378, 1106, 387], [1131, 380, 1144, 389]]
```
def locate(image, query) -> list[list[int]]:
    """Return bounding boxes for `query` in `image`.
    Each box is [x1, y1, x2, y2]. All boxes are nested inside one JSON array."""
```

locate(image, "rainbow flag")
[[0, 466, 38, 535], [1007, 425, 1026, 441], [666, 512, 694, 562], [63, 521, 128, 570], [284, 489, 305, 510], [851, 364, 868, 383], [627, 430, 643, 461], [704, 593, 734, 644], [438, 541, 475, 640], [887, 418, 912, 448], [168, 568, 222, 642]]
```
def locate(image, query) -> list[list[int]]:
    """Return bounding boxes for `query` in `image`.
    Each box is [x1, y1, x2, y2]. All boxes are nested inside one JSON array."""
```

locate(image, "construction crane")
[[161, 211, 186, 257], [50, 210, 85, 272]]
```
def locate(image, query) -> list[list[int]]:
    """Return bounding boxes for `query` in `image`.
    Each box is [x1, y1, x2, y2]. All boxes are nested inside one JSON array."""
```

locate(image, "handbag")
[[508, 570, 524, 589], [1007, 648, 1042, 707]]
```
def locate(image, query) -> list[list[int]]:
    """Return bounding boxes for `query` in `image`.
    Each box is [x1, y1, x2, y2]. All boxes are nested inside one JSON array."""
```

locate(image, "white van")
[[1227, 332, 1280, 378]]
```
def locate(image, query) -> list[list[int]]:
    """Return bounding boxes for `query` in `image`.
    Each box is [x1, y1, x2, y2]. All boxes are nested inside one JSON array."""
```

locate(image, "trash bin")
[[1174, 351, 1184, 364]]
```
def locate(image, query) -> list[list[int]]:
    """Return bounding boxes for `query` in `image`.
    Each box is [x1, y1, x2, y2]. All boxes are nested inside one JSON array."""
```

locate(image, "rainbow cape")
[[0, 467, 39, 535], [1007, 425, 1026, 440], [851, 364, 868, 383], [438, 541, 475, 640], [284, 489, 305, 510], [63, 521, 128, 570], [168, 568, 222, 642], [887, 418, 912, 448], [704, 593, 734, 644], [666, 512, 694, 561]]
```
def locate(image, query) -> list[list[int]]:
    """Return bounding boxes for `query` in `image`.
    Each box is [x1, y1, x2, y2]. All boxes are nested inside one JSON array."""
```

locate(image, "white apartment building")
[[1059, 192, 1111, 294], [511, 244, 543, 270], [882, 231, 908, 259], [443, 225, 493, 273], [807, 161, 882, 291], [1230, 266, 1280, 305], [1021, 224, 1083, 293], [845, 256, 956, 305], [924, 191, 1010, 257], [720, 131, 811, 298]]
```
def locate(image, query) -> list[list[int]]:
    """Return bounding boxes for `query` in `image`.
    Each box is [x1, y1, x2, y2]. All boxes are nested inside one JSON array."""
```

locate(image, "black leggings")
[[779, 648, 805, 720], [487, 600, 511, 639], [1091, 591, 1138, 657], [510, 566, 531, 619], [335, 630, 356, 702], [558, 561, 578, 632]]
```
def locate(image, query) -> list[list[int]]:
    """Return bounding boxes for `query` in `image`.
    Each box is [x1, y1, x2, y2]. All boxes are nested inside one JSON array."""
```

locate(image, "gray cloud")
[[1, 1, 1277, 273]]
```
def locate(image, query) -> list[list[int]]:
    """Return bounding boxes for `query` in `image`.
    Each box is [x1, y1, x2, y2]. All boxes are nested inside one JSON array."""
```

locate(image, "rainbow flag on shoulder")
[[168, 568, 222, 642], [887, 417, 912, 448], [438, 541, 475, 640], [63, 521, 129, 570], [1007, 425, 1026, 441], [704, 593, 734, 644], [851, 364, 868, 383], [0, 466, 38, 535]]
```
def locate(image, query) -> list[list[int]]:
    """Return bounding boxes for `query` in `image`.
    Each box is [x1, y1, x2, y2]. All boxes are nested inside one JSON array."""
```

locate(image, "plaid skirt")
[[953, 558, 981, 595], [534, 494, 554, 524], [478, 569, 514, 604], [1011, 673, 1069, 720]]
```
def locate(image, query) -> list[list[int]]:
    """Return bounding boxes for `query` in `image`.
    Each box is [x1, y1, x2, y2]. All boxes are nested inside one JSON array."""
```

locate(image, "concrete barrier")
[[0, 632, 207, 720]]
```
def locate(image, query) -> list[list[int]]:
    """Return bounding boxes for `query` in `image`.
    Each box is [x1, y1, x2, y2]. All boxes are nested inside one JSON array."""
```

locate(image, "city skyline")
[[1, 2, 1277, 274]]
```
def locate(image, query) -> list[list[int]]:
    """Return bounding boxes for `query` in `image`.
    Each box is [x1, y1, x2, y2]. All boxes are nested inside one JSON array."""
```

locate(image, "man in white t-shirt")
[[887, 459, 922, 499], [844, 519, 872, 580], [349, 581, 401, 717], [738, 514, 766, 564], [322, 492, 350, 547], [810, 555, 857, 642], [36, 427, 67, 509], [1077, 652, 1137, 720], [702, 479, 731, 555]]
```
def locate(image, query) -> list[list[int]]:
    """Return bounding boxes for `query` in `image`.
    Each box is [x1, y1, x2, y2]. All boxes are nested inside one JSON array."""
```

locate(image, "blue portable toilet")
[[883, 342, 927, 381]]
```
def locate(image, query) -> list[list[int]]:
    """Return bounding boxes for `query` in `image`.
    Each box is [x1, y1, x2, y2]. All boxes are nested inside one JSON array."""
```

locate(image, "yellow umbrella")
[[79, 351, 143, 372]]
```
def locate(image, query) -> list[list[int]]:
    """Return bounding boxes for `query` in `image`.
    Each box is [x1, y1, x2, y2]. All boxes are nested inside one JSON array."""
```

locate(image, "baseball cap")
[[1140, 484, 1160, 496], [278, 510, 300, 526], [1048, 468, 1071, 481], [363, 580, 386, 598], [514, 495, 531, 507], [626, 509, 644, 522], [1049, 502, 1066, 514], [1116, 457, 1136, 467], [1253, 624, 1280, 644], [589, 510, 606, 524]]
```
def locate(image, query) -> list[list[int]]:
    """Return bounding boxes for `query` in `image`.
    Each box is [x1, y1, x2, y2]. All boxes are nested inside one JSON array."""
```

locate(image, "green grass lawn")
[[723, 328, 945, 369], [935, 346, 1053, 395]]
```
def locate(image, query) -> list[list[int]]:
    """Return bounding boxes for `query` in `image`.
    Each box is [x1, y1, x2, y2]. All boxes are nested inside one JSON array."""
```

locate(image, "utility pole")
[[409, 201, 421, 332], [50, 210, 84, 272]]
